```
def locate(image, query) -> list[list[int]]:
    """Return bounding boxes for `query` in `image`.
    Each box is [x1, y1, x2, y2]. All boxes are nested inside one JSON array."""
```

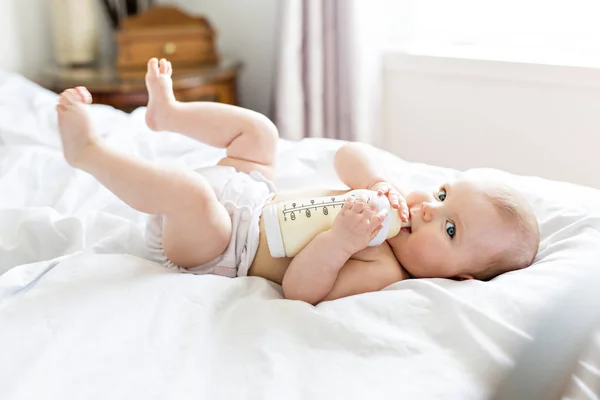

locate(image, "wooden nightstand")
[[37, 59, 242, 113]]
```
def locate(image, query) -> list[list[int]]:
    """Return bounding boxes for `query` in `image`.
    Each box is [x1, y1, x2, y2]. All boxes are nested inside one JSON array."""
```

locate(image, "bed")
[[1, 71, 599, 400]]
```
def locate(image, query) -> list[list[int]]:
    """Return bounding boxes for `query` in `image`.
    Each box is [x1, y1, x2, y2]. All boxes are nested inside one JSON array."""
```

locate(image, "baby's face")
[[387, 178, 510, 279]]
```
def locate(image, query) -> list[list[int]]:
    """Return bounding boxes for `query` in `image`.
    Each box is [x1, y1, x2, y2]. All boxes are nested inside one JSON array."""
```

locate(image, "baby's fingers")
[[351, 195, 369, 213], [371, 208, 389, 226], [388, 191, 400, 209], [369, 209, 388, 240], [398, 196, 409, 222], [342, 195, 355, 211], [375, 183, 401, 209], [375, 183, 390, 196]]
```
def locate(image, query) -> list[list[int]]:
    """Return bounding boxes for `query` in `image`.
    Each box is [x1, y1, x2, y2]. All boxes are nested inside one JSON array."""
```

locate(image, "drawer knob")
[[162, 42, 177, 55]]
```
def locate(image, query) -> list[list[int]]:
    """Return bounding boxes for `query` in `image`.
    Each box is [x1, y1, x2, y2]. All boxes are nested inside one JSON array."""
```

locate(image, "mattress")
[[1, 72, 599, 400]]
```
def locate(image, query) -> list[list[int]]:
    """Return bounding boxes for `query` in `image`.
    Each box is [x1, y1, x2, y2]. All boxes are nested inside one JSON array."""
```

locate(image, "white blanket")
[[1, 72, 600, 400]]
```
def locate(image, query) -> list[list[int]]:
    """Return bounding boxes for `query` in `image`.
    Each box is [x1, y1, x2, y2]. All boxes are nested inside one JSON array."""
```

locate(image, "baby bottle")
[[262, 189, 410, 258]]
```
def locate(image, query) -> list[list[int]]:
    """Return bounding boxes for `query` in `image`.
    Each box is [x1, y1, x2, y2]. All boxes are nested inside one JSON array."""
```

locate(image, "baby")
[[55, 58, 539, 305]]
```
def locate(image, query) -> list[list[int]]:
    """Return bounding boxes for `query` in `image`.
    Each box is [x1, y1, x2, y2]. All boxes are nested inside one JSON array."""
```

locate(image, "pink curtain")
[[274, 0, 357, 141]]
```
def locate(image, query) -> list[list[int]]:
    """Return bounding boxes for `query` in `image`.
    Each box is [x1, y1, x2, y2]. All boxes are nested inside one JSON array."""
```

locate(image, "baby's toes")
[[159, 58, 169, 75], [75, 86, 92, 104], [146, 58, 159, 83], [59, 92, 72, 107], [60, 89, 79, 105]]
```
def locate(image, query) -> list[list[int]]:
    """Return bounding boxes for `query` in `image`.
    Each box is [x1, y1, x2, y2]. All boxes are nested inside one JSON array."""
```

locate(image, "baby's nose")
[[420, 202, 436, 222]]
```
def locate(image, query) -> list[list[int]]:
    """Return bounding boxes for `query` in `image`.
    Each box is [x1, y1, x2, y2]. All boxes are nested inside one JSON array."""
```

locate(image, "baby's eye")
[[437, 188, 447, 202], [445, 221, 456, 238]]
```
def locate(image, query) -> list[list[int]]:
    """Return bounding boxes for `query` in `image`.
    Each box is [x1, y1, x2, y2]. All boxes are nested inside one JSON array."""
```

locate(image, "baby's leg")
[[144, 58, 278, 180], [57, 88, 231, 269]]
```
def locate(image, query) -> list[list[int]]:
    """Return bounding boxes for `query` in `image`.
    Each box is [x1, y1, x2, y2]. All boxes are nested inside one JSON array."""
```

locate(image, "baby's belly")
[[247, 217, 292, 284], [247, 188, 349, 284]]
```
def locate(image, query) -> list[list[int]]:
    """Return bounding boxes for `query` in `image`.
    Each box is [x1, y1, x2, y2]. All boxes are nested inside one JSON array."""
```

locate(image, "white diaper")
[[146, 166, 275, 277]]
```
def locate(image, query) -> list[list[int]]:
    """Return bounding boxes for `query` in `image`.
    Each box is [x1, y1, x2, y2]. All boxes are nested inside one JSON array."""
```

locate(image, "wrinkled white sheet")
[[1, 72, 600, 400]]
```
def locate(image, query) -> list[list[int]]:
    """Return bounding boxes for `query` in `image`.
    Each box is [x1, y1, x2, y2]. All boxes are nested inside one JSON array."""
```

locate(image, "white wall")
[[0, 0, 278, 116], [158, 0, 279, 116], [0, 1, 20, 72], [0, 0, 53, 75], [382, 54, 600, 189]]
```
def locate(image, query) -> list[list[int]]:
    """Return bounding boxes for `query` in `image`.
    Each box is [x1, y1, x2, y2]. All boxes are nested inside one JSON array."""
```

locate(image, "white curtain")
[[273, 0, 392, 145]]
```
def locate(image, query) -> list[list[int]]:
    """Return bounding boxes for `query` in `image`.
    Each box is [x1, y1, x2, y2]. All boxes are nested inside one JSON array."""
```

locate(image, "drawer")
[[116, 6, 219, 70], [117, 34, 218, 69]]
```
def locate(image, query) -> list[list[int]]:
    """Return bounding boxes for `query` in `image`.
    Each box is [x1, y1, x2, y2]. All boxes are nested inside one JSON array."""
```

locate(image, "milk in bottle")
[[263, 189, 410, 258]]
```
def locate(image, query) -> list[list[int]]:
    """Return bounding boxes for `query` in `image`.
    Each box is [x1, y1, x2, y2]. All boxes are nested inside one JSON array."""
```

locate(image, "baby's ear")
[[456, 274, 474, 281]]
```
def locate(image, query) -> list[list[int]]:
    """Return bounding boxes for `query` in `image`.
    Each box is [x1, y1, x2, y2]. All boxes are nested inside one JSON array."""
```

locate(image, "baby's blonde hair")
[[472, 182, 540, 281]]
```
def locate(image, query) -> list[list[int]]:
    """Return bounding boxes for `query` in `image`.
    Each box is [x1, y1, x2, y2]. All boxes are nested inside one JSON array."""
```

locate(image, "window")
[[385, 0, 600, 65]]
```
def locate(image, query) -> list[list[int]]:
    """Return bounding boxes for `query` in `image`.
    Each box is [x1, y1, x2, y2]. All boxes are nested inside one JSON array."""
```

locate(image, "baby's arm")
[[334, 142, 389, 190], [335, 142, 409, 221], [282, 230, 354, 304], [282, 194, 388, 305], [321, 250, 407, 302]]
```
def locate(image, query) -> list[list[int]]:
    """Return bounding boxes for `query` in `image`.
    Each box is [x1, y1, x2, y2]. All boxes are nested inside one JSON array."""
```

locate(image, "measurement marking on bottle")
[[280, 195, 372, 222], [282, 197, 345, 222]]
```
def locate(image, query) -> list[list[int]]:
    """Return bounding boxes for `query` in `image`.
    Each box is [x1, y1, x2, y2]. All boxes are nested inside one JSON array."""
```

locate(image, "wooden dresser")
[[36, 59, 242, 113]]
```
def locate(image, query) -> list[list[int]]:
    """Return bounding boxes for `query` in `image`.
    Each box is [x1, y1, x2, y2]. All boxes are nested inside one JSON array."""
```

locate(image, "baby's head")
[[388, 174, 539, 281]]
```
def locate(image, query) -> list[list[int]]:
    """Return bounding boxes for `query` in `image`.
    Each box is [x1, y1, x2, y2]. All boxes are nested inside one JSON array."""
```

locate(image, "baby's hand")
[[331, 194, 389, 255], [369, 181, 409, 223]]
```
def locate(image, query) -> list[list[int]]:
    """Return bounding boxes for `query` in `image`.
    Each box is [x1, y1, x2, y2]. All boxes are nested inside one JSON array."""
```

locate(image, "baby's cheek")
[[412, 233, 446, 268], [402, 235, 430, 264], [399, 238, 434, 277], [396, 232, 439, 270], [411, 232, 437, 255], [414, 239, 436, 266]]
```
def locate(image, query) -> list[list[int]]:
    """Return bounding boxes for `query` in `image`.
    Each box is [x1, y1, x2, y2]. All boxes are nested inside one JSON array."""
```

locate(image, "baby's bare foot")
[[145, 58, 176, 131], [56, 87, 98, 167]]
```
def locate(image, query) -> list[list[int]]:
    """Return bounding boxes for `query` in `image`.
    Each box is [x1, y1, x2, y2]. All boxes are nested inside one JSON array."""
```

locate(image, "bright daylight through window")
[[385, 0, 600, 66]]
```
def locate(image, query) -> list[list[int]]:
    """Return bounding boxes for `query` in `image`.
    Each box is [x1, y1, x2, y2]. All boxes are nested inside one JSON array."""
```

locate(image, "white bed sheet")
[[1, 73, 600, 400]]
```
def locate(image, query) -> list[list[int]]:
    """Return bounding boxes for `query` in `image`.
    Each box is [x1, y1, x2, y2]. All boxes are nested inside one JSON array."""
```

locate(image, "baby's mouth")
[[400, 211, 412, 234]]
